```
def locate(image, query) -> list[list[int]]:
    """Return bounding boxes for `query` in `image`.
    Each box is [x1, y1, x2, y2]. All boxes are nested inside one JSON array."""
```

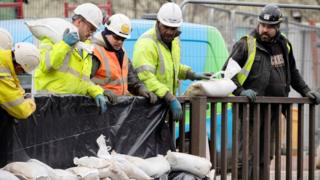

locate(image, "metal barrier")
[[174, 96, 317, 180], [0, 0, 23, 19]]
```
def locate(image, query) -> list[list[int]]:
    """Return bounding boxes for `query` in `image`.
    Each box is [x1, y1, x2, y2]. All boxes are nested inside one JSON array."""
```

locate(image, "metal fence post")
[[190, 96, 207, 157]]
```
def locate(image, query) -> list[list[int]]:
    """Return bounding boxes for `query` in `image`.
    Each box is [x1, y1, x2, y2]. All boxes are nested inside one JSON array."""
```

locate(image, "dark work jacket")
[[91, 35, 146, 95], [226, 30, 310, 97]]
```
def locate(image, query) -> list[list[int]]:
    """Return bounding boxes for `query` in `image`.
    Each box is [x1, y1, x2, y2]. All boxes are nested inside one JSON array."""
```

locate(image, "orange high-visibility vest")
[[92, 46, 129, 95]]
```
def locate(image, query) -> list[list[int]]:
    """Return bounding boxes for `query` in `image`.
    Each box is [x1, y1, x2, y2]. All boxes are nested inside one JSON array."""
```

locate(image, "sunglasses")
[[111, 33, 126, 42]]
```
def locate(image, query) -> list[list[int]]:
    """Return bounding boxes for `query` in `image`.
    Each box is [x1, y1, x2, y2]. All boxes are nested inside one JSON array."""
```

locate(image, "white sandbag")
[[92, 32, 105, 47], [224, 59, 242, 79], [25, 18, 78, 43], [112, 152, 168, 178], [166, 151, 212, 178], [96, 134, 112, 160], [185, 78, 236, 97], [316, 145, 320, 169], [25, 18, 93, 53], [98, 162, 129, 180], [67, 166, 99, 180], [27, 159, 58, 180], [112, 155, 152, 180], [52, 169, 78, 180], [144, 155, 171, 178], [206, 169, 215, 180], [3, 161, 49, 180], [0, 169, 19, 180], [74, 156, 111, 169]]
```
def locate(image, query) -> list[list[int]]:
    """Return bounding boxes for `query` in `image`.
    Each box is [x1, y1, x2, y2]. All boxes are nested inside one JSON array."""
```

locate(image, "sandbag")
[[184, 78, 236, 97], [3, 161, 49, 180], [166, 151, 212, 178], [28, 159, 57, 180], [67, 166, 99, 180], [144, 155, 171, 178], [52, 169, 78, 180], [25, 18, 93, 53], [112, 152, 169, 178], [98, 162, 129, 180], [0, 169, 19, 180], [96, 134, 112, 160], [112, 155, 152, 180], [73, 156, 111, 169], [92, 32, 105, 47]]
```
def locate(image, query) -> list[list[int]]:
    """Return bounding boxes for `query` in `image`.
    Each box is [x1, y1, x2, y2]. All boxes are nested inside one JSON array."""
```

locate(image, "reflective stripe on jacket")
[[236, 35, 291, 85], [34, 38, 103, 98], [92, 45, 129, 96], [132, 27, 191, 97], [0, 50, 36, 119]]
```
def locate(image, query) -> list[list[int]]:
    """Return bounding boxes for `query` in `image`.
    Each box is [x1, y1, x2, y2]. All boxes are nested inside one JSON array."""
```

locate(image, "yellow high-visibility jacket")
[[35, 38, 103, 98], [132, 27, 191, 97], [0, 50, 36, 119]]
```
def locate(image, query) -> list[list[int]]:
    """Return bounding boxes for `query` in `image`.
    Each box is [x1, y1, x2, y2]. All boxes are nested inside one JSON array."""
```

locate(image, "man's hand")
[[186, 71, 213, 81], [63, 28, 79, 46], [306, 90, 320, 105], [138, 87, 158, 104], [104, 89, 118, 104], [240, 89, 257, 102], [164, 92, 182, 121], [95, 94, 107, 114]]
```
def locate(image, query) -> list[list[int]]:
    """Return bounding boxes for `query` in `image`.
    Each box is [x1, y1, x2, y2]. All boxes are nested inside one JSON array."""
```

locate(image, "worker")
[[224, 4, 320, 179], [132, 2, 212, 121], [0, 41, 40, 119], [91, 13, 157, 104], [34, 3, 108, 113]]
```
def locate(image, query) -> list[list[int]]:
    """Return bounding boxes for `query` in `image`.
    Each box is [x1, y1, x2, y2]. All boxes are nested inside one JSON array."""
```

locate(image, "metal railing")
[[174, 96, 317, 180]]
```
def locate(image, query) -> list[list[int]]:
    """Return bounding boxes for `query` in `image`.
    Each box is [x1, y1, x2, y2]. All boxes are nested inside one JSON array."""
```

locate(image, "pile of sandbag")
[[1, 134, 215, 179]]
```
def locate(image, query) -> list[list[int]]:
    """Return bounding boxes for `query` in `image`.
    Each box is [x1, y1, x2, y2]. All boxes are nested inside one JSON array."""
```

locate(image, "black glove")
[[138, 87, 158, 104], [186, 71, 213, 81], [104, 89, 118, 104], [306, 90, 320, 105], [240, 89, 257, 102]]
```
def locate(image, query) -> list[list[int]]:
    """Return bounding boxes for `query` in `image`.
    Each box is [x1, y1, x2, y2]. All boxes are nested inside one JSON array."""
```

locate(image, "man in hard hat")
[[132, 2, 211, 121], [223, 4, 320, 179], [34, 3, 108, 113], [91, 14, 157, 104], [0, 28, 13, 50], [0, 42, 40, 119]]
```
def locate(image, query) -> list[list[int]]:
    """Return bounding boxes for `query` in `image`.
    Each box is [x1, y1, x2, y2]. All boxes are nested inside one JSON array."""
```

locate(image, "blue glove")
[[169, 99, 182, 121], [240, 89, 257, 102], [306, 90, 320, 105], [63, 28, 79, 46], [95, 94, 107, 113]]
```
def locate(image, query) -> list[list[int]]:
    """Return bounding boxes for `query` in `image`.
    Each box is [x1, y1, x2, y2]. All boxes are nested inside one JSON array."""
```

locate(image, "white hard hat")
[[0, 28, 13, 50], [14, 42, 40, 73], [74, 3, 103, 29], [157, 2, 183, 27], [105, 13, 132, 38]]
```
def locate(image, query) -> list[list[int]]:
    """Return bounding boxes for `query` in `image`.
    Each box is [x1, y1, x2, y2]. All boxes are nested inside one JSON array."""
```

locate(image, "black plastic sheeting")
[[0, 95, 209, 179]]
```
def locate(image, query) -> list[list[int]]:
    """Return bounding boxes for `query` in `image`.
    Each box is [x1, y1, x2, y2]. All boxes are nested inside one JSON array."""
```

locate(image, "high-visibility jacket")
[[35, 38, 103, 98], [92, 45, 129, 95], [0, 50, 36, 119], [132, 27, 191, 97], [237, 35, 291, 85]]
